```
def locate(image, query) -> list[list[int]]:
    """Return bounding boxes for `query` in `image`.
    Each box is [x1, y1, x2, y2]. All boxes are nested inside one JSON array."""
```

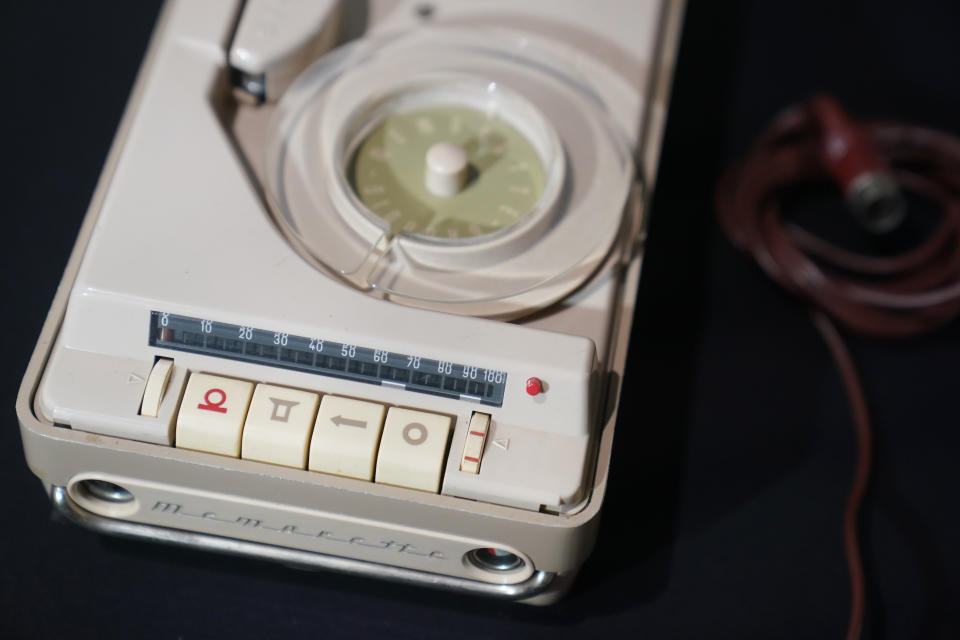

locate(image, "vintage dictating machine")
[[16, 0, 682, 603]]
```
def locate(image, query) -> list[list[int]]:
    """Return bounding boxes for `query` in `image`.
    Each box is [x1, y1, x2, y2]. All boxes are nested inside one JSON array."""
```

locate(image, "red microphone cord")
[[715, 96, 960, 640]]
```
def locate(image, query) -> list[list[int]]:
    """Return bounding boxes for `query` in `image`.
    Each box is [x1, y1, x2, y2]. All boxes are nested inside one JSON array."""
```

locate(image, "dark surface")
[[3, 1, 959, 638]]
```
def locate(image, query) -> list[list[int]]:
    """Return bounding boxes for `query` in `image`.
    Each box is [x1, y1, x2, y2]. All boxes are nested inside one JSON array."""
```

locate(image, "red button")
[[525, 377, 542, 396]]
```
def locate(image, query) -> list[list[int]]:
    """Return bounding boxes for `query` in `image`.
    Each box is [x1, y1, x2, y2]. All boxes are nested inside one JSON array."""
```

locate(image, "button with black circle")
[[374, 407, 452, 492]]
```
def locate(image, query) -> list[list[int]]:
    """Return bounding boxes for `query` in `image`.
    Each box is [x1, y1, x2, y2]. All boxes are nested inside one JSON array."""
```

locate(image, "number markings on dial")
[[367, 147, 389, 162], [416, 117, 435, 135], [349, 105, 546, 240]]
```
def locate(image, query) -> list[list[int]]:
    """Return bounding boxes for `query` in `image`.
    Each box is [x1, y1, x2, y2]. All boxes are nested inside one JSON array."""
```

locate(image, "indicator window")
[[149, 311, 507, 407]]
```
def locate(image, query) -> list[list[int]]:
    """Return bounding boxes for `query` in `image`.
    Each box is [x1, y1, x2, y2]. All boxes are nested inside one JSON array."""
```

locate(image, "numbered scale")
[[17, 0, 680, 605], [151, 312, 507, 405]]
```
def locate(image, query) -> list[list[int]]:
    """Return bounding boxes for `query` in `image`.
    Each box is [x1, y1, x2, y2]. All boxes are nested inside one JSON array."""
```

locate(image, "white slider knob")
[[425, 142, 469, 197]]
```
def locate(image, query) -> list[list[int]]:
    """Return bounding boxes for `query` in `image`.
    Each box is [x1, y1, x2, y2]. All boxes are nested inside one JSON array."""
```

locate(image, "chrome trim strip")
[[50, 486, 555, 600]]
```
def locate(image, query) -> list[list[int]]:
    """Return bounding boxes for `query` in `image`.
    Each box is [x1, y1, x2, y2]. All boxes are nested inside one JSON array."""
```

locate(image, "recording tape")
[[264, 28, 635, 318]]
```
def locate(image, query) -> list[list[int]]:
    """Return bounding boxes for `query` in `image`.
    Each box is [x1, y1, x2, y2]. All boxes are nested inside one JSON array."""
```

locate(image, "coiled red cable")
[[715, 96, 960, 639]]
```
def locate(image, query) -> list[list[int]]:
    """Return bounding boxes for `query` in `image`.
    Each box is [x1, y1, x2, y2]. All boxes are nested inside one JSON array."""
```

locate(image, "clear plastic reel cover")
[[265, 29, 633, 313]]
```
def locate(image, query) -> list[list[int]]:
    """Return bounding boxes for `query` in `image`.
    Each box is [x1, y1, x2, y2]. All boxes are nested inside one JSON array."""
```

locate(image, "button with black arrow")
[[330, 414, 367, 429], [308, 395, 387, 480]]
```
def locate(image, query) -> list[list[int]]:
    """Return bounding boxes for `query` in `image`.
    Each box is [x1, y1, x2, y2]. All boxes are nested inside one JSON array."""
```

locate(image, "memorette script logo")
[[151, 500, 445, 560]]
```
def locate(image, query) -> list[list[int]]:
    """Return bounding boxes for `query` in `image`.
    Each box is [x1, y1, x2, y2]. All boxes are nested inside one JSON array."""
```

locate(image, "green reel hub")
[[349, 105, 546, 240]]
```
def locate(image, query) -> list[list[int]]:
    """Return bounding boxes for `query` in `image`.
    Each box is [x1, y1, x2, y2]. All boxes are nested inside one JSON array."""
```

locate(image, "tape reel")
[[265, 28, 634, 318]]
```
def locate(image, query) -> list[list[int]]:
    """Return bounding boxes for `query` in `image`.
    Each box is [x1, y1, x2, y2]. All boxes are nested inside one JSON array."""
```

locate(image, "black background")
[[2, 2, 959, 638]]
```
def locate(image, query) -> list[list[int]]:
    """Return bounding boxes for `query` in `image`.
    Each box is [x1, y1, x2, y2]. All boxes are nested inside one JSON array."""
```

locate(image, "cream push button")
[[308, 395, 387, 481], [175, 373, 254, 456], [459, 411, 490, 474], [241, 384, 320, 468], [375, 407, 453, 493], [139, 358, 174, 418]]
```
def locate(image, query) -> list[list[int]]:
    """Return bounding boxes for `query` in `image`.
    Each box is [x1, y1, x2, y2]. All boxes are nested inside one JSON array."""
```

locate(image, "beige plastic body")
[[229, 0, 342, 101], [17, 0, 685, 603]]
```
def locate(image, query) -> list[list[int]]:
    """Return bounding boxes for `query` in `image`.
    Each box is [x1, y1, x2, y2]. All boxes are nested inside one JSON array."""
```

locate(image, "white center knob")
[[425, 142, 469, 197]]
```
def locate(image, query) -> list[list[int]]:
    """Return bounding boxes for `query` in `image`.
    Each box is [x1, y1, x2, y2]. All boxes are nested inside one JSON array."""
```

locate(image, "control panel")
[[142, 359, 466, 493]]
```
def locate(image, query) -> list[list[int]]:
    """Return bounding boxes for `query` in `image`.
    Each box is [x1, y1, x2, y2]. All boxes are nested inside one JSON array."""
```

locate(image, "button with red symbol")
[[176, 372, 254, 457]]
